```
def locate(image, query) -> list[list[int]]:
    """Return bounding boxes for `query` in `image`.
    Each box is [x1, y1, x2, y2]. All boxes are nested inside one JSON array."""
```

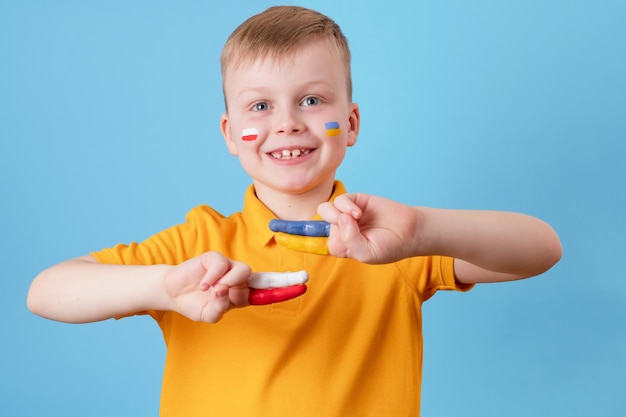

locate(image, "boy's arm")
[[416, 207, 562, 283], [317, 194, 562, 283], [27, 252, 282, 324], [27, 255, 172, 323]]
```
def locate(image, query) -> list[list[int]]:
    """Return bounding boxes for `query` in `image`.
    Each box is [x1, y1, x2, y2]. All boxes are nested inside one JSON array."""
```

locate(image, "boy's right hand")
[[163, 252, 306, 323], [163, 251, 250, 323]]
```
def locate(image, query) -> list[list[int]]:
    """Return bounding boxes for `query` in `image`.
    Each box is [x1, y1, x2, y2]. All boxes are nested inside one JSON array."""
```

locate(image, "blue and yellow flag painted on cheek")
[[325, 121, 341, 137]]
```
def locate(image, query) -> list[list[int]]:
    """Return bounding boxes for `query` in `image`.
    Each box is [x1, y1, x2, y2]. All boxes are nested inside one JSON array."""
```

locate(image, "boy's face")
[[220, 40, 359, 198]]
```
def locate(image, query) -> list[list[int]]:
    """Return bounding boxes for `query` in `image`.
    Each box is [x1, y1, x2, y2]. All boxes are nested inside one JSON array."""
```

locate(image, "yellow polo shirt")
[[92, 181, 470, 417]]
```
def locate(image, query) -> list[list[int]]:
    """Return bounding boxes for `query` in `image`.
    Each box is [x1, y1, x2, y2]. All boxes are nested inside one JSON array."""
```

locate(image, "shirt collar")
[[242, 180, 348, 247]]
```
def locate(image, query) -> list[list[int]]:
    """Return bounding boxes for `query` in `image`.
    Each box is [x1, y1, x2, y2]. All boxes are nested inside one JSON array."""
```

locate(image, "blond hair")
[[220, 6, 352, 100]]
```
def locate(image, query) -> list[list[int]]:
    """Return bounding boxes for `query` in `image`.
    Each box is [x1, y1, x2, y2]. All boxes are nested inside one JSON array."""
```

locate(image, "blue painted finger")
[[269, 220, 331, 237]]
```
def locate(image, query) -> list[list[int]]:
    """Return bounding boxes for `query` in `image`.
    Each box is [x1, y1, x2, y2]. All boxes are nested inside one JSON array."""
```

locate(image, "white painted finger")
[[248, 270, 309, 289]]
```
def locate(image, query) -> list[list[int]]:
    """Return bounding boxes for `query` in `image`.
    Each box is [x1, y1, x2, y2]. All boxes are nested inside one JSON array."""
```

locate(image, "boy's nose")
[[274, 108, 304, 135]]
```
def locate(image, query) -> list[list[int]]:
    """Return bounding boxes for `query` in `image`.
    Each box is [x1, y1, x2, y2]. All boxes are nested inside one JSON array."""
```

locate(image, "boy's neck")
[[253, 179, 335, 220]]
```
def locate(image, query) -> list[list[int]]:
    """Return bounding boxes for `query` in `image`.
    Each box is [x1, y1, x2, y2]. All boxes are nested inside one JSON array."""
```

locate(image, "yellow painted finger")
[[274, 233, 329, 255]]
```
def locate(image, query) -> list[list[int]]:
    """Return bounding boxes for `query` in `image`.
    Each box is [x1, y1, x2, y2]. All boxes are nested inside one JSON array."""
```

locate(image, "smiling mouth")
[[269, 149, 312, 160]]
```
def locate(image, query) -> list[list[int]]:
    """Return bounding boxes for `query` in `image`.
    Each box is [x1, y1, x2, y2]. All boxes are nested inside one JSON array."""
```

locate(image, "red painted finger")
[[248, 284, 308, 305]]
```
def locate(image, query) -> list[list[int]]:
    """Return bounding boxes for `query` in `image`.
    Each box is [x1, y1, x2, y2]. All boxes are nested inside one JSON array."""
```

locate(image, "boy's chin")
[[256, 177, 335, 196]]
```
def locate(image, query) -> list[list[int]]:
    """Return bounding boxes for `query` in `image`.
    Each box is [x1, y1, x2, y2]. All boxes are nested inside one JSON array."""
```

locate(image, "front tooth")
[[282, 150, 291, 158], [292, 149, 301, 157]]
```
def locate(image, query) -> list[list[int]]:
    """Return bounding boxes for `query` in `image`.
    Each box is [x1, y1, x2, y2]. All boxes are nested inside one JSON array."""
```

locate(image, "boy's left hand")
[[271, 194, 421, 264]]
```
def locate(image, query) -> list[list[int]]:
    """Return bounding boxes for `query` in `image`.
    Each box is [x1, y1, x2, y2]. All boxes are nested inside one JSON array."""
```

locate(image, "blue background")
[[2, 1, 624, 415]]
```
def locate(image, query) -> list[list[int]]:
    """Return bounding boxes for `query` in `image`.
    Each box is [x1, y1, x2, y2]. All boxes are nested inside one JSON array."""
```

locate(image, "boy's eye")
[[302, 97, 320, 106], [252, 102, 269, 111]]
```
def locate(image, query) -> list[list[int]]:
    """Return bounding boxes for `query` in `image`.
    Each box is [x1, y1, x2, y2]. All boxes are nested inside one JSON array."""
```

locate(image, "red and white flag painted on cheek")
[[241, 128, 259, 141]]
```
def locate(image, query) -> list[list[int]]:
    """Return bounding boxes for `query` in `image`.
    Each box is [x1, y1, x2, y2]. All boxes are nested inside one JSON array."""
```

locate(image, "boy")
[[27, 6, 562, 416]]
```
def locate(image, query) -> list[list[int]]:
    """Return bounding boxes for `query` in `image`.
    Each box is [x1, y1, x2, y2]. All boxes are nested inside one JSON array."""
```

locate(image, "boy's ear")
[[220, 114, 239, 156], [347, 103, 360, 147]]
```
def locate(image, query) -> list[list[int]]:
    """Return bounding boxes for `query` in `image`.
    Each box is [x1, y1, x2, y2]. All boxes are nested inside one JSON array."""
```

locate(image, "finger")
[[316, 202, 342, 223], [327, 213, 368, 259], [200, 283, 231, 322], [248, 271, 309, 289], [274, 233, 329, 255], [337, 212, 363, 243], [269, 220, 330, 237], [226, 285, 251, 307], [248, 284, 308, 305], [198, 252, 231, 291], [201, 257, 251, 290], [331, 194, 363, 219]]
